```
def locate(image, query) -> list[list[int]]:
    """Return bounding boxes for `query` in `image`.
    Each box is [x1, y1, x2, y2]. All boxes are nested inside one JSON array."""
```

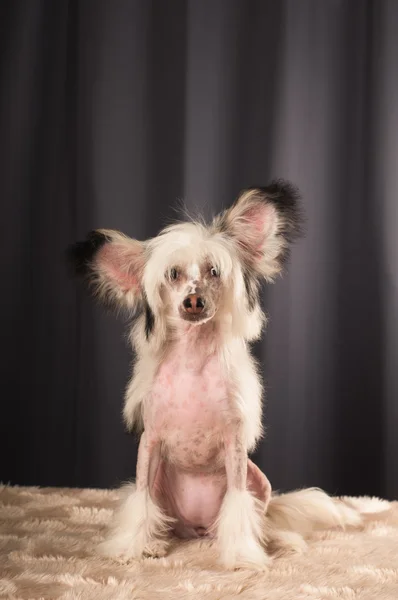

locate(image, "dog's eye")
[[169, 268, 179, 281], [210, 267, 219, 277]]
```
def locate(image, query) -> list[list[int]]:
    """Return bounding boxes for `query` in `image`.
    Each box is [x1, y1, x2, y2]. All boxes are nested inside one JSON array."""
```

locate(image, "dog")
[[69, 180, 361, 570]]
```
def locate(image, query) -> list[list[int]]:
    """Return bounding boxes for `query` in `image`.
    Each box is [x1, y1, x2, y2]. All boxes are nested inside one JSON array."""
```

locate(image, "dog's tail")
[[266, 487, 362, 535]]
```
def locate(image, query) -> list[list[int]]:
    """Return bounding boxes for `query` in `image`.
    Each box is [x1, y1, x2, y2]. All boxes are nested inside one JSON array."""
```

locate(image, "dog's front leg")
[[99, 431, 172, 560], [216, 424, 269, 570]]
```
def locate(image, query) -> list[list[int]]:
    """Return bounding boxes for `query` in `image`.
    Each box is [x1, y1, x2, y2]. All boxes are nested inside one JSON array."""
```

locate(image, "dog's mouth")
[[178, 309, 215, 325]]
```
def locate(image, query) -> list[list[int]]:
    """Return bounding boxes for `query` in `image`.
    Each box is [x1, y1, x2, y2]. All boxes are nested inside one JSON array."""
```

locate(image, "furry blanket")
[[0, 485, 397, 599]]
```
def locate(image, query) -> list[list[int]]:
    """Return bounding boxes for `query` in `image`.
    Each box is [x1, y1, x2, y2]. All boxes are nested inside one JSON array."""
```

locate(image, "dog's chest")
[[146, 330, 232, 458], [149, 347, 230, 470], [150, 351, 228, 427]]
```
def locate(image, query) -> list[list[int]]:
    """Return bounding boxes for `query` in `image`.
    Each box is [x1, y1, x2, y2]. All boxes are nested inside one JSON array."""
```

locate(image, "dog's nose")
[[183, 294, 205, 314]]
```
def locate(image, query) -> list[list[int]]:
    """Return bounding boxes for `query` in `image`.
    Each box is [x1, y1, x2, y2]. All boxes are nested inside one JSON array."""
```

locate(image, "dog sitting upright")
[[70, 181, 360, 570]]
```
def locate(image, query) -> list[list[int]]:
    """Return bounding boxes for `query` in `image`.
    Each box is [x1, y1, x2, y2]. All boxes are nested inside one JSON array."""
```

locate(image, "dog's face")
[[142, 221, 238, 329], [164, 259, 222, 324], [69, 181, 302, 339]]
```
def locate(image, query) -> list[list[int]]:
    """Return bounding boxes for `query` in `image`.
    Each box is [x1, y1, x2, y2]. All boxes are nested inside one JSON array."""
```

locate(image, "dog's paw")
[[268, 529, 307, 557], [220, 538, 271, 571], [143, 538, 169, 558], [97, 533, 145, 561]]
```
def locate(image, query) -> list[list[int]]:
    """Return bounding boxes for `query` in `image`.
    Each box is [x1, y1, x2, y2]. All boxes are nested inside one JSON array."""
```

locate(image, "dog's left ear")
[[214, 180, 303, 280]]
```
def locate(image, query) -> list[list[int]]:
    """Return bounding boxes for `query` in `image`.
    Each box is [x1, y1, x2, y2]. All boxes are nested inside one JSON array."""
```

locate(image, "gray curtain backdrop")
[[1, 0, 397, 499]]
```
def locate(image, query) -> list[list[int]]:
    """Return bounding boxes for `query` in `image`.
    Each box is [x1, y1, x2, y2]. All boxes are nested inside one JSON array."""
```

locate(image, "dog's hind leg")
[[98, 431, 174, 560], [247, 459, 272, 509]]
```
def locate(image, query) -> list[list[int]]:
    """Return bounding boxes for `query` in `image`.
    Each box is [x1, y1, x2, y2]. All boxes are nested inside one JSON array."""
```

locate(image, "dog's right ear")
[[68, 229, 145, 312]]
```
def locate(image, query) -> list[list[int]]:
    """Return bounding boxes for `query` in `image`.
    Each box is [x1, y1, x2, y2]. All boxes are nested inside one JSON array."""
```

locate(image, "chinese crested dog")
[[69, 181, 361, 569]]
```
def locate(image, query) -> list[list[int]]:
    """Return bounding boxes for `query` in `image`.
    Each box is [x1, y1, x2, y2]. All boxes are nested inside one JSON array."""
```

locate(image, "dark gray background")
[[1, 0, 397, 499]]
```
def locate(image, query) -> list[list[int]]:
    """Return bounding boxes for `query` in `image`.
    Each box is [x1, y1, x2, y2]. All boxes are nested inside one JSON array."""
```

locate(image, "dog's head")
[[69, 180, 302, 340]]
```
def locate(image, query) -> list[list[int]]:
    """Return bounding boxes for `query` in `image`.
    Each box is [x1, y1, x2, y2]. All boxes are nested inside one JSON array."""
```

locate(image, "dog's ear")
[[68, 229, 145, 311], [214, 180, 303, 281]]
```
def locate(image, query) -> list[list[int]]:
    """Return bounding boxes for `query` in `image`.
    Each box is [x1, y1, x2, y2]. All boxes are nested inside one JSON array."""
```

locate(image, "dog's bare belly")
[[154, 463, 227, 537]]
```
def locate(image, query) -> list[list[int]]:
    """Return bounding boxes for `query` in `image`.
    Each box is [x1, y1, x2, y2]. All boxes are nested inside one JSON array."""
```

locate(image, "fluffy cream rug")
[[0, 485, 397, 600]]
